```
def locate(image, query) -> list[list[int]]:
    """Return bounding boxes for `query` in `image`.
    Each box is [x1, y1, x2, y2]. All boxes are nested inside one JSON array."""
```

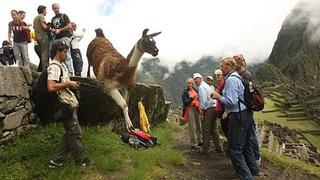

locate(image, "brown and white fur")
[[86, 28, 161, 132]]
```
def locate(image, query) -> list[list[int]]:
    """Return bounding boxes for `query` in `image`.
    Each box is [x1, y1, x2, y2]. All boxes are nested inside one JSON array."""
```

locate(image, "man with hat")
[[193, 73, 223, 154]]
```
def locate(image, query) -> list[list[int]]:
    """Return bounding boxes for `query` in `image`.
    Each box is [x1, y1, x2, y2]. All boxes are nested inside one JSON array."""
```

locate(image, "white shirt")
[[71, 28, 85, 49]]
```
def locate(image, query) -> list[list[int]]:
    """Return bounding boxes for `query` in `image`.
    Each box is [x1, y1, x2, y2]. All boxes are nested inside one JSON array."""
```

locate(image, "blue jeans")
[[228, 110, 259, 180]]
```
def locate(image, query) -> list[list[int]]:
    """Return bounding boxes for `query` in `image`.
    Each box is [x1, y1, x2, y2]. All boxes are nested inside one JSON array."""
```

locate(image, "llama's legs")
[[109, 88, 134, 132], [122, 88, 130, 104]]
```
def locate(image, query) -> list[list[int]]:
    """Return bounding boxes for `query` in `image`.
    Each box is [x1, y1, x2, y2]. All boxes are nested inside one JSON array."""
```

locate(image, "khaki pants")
[[187, 106, 202, 145], [202, 107, 223, 152], [52, 108, 85, 164]]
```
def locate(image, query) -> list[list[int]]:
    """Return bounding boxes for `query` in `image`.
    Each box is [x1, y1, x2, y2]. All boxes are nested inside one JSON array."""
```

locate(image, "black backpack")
[[32, 63, 63, 123], [231, 75, 265, 112]]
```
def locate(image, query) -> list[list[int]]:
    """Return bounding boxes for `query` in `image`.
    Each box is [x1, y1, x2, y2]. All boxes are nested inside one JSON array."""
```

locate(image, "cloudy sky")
[[1, 0, 301, 71]]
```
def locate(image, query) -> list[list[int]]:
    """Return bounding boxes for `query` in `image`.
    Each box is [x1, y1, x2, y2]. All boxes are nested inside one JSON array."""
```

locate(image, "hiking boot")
[[78, 158, 91, 167], [49, 159, 63, 168]]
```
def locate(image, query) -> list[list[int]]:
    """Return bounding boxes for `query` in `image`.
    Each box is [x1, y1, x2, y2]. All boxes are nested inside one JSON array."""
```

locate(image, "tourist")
[[212, 57, 259, 179], [193, 72, 223, 154], [51, 3, 74, 75], [70, 22, 85, 76], [8, 10, 30, 67], [214, 69, 229, 138], [206, 75, 215, 91], [47, 41, 90, 168], [233, 54, 261, 165], [182, 78, 203, 149], [33, 5, 51, 72]]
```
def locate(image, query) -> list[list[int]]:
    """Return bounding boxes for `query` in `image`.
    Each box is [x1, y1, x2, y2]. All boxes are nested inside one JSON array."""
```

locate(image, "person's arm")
[[72, 29, 85, 40], [182, 89, 193, 105], [55, 14, 72, 34], [198, 86, 207, 110], [219, 78, 239, 107], [47, 79, 78, 92]]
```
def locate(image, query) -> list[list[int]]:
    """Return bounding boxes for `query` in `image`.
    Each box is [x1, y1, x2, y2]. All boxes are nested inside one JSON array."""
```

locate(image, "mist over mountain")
[[268, 0, 320, 84], [136, 56, 219, 107]]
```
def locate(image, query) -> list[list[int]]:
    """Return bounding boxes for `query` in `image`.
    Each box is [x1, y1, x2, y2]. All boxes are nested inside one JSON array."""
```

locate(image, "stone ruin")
[[259, 121, 320, 167], [0, 66, 38, 143]]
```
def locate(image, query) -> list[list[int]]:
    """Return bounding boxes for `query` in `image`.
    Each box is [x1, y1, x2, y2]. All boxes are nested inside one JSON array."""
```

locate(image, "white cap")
[[207, 76, 214, 81], [193, 73, 203, 79]]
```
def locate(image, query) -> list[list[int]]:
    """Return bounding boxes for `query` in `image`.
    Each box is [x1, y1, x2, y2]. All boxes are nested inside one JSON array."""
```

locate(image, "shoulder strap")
[[49, 63, 63, 83]]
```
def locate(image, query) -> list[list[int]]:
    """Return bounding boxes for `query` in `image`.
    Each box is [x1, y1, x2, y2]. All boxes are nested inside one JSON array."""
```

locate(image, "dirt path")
[[170, 123, 319, 180]]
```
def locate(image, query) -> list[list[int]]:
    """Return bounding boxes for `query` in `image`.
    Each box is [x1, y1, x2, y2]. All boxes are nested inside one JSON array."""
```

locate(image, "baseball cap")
[[207, 76, 214, 81], [193, 73, 203, 79]]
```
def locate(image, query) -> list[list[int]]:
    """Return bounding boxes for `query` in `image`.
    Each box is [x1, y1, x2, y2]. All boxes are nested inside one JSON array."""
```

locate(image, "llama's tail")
[[95, 28, 105, 38]]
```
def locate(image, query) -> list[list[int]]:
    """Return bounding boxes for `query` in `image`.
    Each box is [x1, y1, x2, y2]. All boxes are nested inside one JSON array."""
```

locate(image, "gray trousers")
[[37, 36, 50, 71], [187, 106, 202, 145], [53, 37, 74, 75], [13, 41, 30, 67], [202, 107, 223, 152], [52, 108, 85, 164]]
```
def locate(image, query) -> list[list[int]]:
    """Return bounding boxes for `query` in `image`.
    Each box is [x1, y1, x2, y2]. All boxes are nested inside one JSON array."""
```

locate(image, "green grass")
[[261, 148, 320, 178], [255, 98, 319, 131], [0, 122, 185, 180], [302, 133, 320, 150]]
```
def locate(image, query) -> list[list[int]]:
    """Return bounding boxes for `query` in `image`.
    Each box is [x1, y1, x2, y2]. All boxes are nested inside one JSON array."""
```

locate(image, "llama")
[[86, 28, 161, 132]]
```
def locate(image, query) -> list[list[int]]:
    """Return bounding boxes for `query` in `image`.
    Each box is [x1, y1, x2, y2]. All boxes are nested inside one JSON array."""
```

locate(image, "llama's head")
[[138, 28, 161, 57]]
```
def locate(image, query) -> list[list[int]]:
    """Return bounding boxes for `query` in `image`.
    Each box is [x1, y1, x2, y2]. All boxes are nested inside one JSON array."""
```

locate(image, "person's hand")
[[212, 91, 221, 99], [222, 112, 228, 120], [55, 29, 61, 34], [65, 80, 79, 90], [8, 40, 12, 46]]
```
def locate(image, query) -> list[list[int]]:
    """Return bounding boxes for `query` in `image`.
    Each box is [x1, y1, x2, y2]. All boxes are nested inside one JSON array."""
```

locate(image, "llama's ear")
[[149, 32, 161, 37], [142, 28, 149, 37]]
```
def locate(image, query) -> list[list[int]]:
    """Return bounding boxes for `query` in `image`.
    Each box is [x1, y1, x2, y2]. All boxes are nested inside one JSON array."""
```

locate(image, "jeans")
[[37, 36, 50, 72], [52, 108, 85, 164], [71, 48, 83, 76], [228, 110, 259, 180], [220, 117, 229, 138], [13, 41, 30, 67], [53, 37, 74, 75]]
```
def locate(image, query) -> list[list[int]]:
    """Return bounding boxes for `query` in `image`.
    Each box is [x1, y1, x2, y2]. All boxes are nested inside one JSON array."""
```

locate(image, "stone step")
[[262, 109, 280, 113], [288, 107, 304, 112], [286, 112, 306, 118], [291, 104, 302, 108], [288, 101, 300, 105], [306, 99, 320, 106], [286, 117, 308, 121]]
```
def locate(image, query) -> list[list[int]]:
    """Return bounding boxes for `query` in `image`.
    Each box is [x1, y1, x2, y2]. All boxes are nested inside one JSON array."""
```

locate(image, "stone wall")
[[0, 66, 37, 143]]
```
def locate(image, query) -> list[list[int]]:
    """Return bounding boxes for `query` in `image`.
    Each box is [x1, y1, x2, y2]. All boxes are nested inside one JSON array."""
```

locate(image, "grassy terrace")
[[255, 98, 320, 149], [0, 123, 185, 180]]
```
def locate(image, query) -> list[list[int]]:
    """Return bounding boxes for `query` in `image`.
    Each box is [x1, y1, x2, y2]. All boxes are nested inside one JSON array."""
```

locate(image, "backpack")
[[121, 130, 158, 148], [32, 63, 63, 123], [230, 75, 265, 111]]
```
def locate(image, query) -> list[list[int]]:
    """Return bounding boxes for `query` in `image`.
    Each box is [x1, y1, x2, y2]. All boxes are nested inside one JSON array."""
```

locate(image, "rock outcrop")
[[70, 77, 170, 133], [0, 66, 37, 143]]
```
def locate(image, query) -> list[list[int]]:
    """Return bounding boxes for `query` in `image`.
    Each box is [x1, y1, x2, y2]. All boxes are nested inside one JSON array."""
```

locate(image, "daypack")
[[121, 130, 158, 148], [32, 63, 63, 122], [230, 75, 265, 111]]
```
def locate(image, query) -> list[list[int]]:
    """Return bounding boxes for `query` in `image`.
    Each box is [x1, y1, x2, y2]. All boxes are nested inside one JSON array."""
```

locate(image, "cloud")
[[1, 0, 300, 73]]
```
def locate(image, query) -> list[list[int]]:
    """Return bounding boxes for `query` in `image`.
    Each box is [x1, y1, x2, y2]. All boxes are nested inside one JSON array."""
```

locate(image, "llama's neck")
[[128, 45, 144, 67]]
